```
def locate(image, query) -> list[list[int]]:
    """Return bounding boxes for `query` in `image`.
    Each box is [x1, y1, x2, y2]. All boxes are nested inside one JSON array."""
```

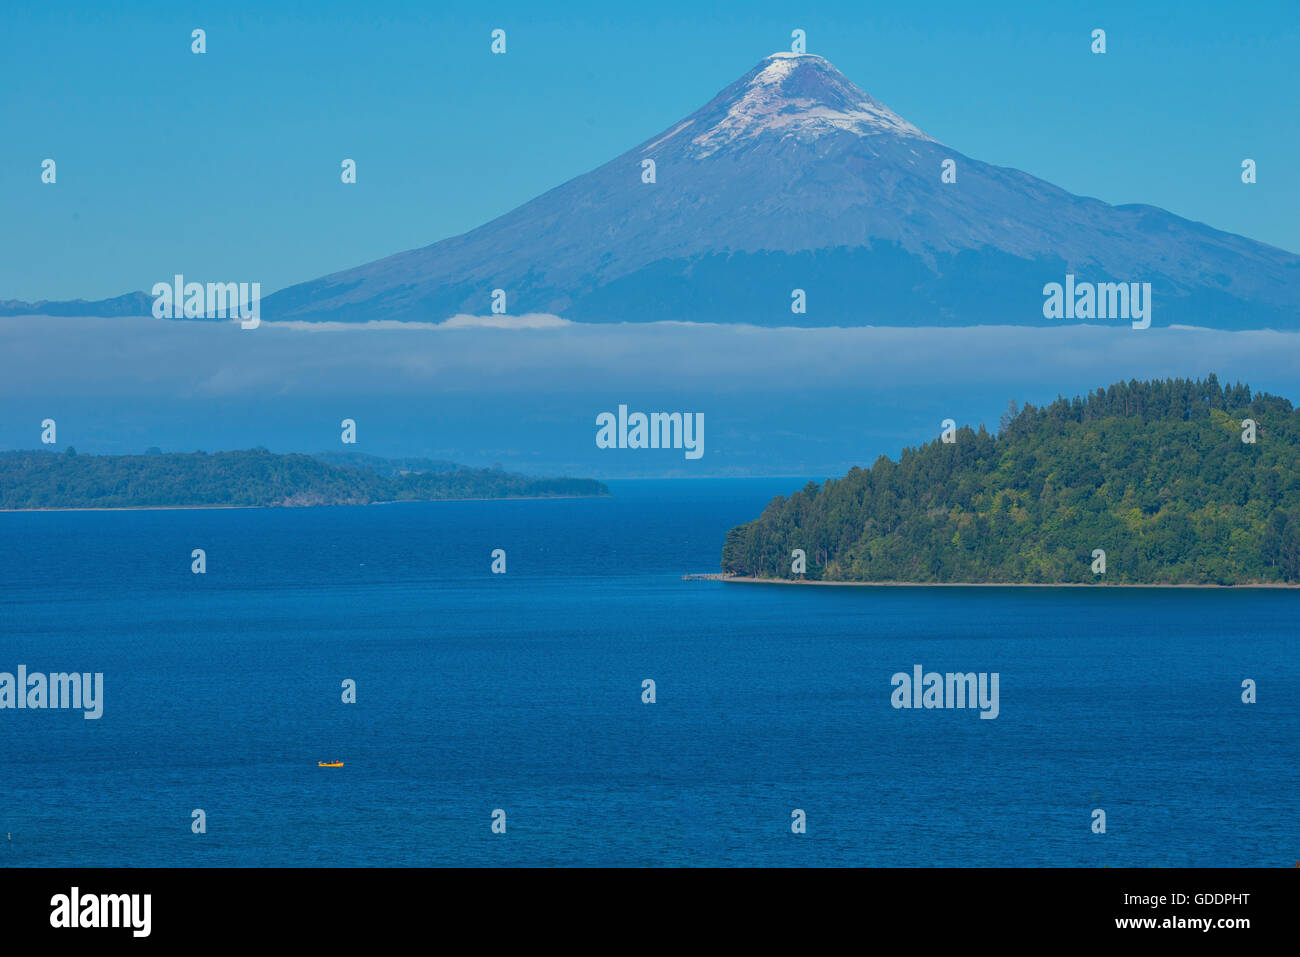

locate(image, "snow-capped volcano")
[[679, 53, 933, 158], [257, 53, 1298, 329]]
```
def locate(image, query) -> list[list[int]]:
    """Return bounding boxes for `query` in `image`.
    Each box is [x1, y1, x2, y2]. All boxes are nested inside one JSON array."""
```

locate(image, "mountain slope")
[[720, 376, 1300, 584], [263, 54, 1300, 329]]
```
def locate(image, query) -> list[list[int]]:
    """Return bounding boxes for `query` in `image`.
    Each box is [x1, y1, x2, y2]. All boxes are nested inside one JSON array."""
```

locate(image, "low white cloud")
[[2, 314, 1299, 401], [438, 313, 572, 329], [4, 314, 1299, 474], [275, 313, 573, 332]]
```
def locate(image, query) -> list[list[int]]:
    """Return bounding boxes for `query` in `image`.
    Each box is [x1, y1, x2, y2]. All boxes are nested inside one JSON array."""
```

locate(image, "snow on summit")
[[688, 53, 932, 157]]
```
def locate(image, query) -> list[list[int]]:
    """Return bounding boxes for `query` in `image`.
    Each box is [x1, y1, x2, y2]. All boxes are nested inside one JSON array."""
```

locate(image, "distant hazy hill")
[[0, 291, 153, 318], [722, 376, 1300, 584], [0, 448, 608, 509]]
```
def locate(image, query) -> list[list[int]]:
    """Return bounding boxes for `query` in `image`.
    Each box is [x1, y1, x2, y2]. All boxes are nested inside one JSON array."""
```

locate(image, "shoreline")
[[692, 574, 1299, 590], [0, 504, 259, 512], [0, 494, 609, 513]]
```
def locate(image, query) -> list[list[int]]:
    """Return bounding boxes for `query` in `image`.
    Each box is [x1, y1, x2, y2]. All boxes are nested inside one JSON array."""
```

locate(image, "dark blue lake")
[[1, 478, 1296, 866]]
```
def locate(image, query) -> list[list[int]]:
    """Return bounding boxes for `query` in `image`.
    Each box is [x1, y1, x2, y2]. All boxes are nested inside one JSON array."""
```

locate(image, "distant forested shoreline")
[[721, 376, 1300, 585], [0, 448, 608, 509]]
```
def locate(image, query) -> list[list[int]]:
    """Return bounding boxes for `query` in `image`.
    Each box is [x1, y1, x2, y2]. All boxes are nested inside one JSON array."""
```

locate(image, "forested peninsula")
[[0, 448, 608, 509], [721, 376, 1300, 585]]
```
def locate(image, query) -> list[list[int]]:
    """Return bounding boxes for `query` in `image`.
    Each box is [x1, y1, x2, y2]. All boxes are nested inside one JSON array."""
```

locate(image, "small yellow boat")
[[317, 760, 344, 767]]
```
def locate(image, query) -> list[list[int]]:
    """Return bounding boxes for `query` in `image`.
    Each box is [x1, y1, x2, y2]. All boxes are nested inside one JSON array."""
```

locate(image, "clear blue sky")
[[3, 0, 1296, 301]]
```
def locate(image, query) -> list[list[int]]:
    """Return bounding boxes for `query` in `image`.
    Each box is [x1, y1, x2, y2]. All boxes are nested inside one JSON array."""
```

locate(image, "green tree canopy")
[[722, 376, 1300, 584]]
